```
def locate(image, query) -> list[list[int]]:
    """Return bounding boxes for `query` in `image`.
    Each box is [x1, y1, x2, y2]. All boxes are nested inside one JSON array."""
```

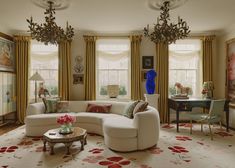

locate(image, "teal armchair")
[[186, 99, 226, 140]]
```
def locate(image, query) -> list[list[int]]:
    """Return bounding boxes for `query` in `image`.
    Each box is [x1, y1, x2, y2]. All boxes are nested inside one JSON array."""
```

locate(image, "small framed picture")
[[142, 70, 148, 81], [142, 56, 154, 69], [73, 74, 84, 84]]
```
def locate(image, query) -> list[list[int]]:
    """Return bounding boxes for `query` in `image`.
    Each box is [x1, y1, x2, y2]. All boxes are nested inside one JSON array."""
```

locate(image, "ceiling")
[[1, 0, 235, 34]]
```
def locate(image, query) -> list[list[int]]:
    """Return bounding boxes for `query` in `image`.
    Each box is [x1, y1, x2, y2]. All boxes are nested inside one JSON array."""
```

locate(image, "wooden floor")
[[0, 123, 23, 136]]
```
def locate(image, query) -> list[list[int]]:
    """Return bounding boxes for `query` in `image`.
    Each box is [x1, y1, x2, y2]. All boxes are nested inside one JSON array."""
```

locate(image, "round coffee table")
[[43, 127, 87, 155]]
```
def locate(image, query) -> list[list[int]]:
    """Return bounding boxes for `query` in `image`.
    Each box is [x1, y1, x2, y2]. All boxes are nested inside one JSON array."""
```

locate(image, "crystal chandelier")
[[27, 1, 74, 45], [144, 1, 190, 44]]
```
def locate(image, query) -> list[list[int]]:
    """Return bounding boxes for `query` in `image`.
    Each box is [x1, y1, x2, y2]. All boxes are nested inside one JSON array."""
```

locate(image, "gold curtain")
[[84, 36, 96, 100], [58, 41, 71, 100], [202, 36, 214, 82], [156, 43, 169, 123], [14, 35, 31, 124], [130, 35, 142, 100]]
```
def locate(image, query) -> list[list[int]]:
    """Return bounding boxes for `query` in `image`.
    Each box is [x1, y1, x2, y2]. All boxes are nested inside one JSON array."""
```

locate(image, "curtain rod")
[[96, 35, 130, 39], [187, 35, 216, 40]]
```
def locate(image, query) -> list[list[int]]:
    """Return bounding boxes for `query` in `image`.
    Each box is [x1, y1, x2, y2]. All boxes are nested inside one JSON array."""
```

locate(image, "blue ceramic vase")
[[145, 70, 157, 94]]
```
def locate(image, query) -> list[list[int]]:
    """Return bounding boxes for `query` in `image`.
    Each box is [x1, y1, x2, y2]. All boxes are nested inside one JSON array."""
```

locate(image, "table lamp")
[[29, 72, 44, 102]]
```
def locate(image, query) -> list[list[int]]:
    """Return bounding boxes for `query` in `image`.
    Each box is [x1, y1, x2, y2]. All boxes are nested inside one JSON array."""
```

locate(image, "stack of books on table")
[[171, 94, 189, 99]]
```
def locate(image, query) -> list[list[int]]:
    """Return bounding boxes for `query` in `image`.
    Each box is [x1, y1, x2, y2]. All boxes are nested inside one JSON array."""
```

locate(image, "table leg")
[[49, 142, 55, 155], [80, 139, 85, 151], [43, 139, 47, 152], [64, 142, 72, 155], [226, 109, 229, 132], [176, 110, 179, 132], [84, 134, 87, 145], [168, 107, 170, 125]]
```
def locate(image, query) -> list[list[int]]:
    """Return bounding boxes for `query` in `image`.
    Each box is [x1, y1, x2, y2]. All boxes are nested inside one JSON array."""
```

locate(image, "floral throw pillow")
[[42, 97, 60, 113], [57, 101, 70, 113], [86, 103, 112, 113]]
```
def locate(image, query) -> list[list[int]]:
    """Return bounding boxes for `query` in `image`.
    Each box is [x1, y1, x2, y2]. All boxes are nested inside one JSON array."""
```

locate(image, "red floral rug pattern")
[[0, 124, 235, 168]]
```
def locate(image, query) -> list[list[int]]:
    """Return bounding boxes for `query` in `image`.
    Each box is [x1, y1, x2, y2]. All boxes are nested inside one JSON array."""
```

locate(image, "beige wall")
[[69, 34, 156, 100], [70, 31, 86, 100], [0, 26, 12, 36]]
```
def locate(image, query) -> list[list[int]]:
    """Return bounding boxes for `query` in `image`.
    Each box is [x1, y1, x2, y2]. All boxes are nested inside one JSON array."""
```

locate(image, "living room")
[[0, 0, 235, 168]]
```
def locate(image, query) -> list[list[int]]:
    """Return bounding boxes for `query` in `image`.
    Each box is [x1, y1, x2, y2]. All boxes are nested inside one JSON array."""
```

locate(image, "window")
[[96, 39, 131, 99], [29, 41, 58, 102], [169, 39, 202, 97]]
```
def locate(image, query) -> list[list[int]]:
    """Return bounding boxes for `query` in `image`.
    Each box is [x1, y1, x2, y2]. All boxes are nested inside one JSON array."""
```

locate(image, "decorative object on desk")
[[174, 82, 182, 95], [73, 74, 84, 84], [0, 33, 15, 72], [27, 0, 74, 45], [107, 85, 119, 98], [57, 114, 76, 134], [144, 0, 190, 44], [29, 72, 44, 102], [202, 81, 214, 98], [145, 69, 157, 94], [171, 94, 189, 99], [142, 56, 154, 69], [74, 55, 84, 73], [38, 82, 51, 98], [174, 82, 192, 97]]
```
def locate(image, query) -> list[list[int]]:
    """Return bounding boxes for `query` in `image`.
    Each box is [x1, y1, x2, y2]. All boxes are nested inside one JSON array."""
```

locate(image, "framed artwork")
[[141, 70, 148, 81], [73, 74, 84, 84], [0, 32, 15, 72], [226, 38, 235, 104], [0, 72, 16, 117], [73, 55, 84, 73], [142, 56, 154, 69]]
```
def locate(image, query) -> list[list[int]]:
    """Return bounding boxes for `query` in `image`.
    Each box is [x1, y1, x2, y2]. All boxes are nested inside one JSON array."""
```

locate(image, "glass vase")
[[60, 122, 73, 134]]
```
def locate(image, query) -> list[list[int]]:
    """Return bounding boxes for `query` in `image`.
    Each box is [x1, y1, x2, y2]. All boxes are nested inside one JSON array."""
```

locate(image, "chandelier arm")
[[26, 0, 74, 45], [143, 0, 190, 44]]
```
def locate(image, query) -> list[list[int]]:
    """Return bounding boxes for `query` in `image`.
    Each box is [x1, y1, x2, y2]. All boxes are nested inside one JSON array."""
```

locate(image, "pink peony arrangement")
[[57, 114, 76, 125]]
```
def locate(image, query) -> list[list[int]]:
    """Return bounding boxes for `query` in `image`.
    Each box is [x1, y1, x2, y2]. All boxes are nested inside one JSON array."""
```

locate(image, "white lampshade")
[[29, 72, 44, 81]]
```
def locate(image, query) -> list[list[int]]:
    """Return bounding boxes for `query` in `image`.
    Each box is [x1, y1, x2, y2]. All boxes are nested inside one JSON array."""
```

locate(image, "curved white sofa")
[[25, 101, 160, 152]]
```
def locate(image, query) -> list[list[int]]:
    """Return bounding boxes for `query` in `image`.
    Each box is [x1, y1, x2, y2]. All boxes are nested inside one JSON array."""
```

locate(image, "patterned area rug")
[[0, 124, 235, 168]]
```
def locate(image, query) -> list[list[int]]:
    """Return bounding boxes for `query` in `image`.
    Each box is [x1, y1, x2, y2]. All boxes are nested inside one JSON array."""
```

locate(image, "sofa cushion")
[[103, 117, 137, 138], [133, 101, 148, 115], [25, 112, 121, 126], [123, 101, 139, 119], [75, 112, 120, 125], [57, 101, 69, 113], [86, 103, 112, 113], [25, 113, 69, 126]]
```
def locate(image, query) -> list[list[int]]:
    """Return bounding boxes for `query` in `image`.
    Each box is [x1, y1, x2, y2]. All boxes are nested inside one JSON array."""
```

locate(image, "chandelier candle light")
[[144, 0, 190, 44], [27, 0, 74, 45]]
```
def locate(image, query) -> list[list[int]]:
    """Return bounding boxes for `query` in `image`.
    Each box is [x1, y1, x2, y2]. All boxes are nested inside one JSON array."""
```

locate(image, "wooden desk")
[[168, 98, 229, 132]]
